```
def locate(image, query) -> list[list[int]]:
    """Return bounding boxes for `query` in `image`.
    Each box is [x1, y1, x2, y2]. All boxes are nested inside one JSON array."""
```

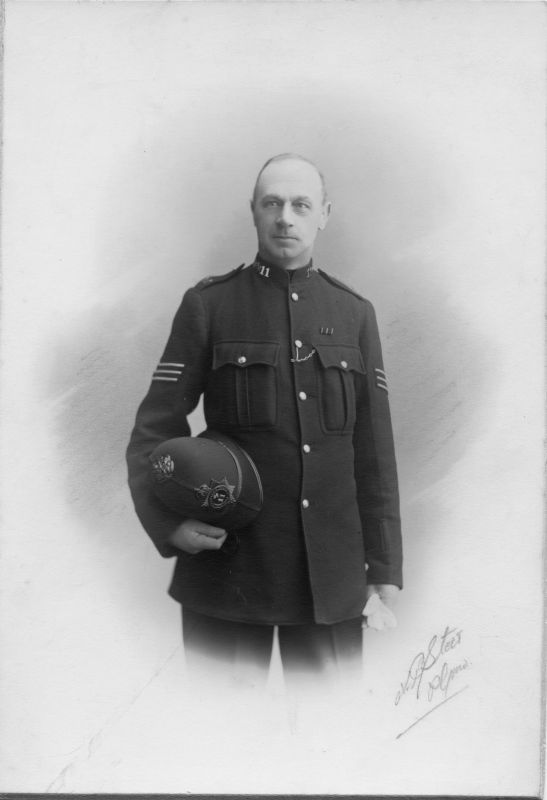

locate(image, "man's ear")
[[319, 201, 332, 231], [250, 198, 257, 226]]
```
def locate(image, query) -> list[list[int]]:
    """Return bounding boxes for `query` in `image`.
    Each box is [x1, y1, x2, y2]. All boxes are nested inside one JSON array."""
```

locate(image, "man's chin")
[[266, 240, 305, 264]]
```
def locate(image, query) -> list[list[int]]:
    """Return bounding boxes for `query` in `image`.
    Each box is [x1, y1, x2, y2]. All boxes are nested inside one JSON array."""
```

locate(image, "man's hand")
[[366, 583, 399, 610], [168, 519, 227, 554], [363, 584, 400, 631]]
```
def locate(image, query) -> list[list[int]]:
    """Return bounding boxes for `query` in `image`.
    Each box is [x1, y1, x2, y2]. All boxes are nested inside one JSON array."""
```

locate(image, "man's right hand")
[[168, 519, 227, 554]]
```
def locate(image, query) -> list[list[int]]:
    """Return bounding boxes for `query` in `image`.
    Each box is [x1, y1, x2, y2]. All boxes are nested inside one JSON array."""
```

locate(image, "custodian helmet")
[[148, 430, 263, 529]]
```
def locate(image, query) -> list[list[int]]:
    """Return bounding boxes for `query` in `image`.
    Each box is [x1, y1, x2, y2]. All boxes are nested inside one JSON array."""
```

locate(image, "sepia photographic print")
[[0, 1, 545, 797]]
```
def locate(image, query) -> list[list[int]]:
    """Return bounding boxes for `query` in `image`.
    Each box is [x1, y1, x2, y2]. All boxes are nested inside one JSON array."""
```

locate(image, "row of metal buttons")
[[298, 381, 310, 508]]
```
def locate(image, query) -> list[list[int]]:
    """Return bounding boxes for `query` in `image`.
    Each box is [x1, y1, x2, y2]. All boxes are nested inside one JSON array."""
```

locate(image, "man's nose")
[[276, 202, 294, 225]]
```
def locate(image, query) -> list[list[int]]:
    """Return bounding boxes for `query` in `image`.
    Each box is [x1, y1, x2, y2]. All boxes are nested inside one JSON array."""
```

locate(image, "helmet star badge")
[[195, 477, 236, 511]]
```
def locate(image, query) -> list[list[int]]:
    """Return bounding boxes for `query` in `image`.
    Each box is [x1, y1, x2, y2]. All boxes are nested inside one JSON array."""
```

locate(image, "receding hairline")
[[252, 153, 328, 204]]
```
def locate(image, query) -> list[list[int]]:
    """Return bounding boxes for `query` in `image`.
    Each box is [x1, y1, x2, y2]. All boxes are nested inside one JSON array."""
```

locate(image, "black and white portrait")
[[0, 1, 545, 796]]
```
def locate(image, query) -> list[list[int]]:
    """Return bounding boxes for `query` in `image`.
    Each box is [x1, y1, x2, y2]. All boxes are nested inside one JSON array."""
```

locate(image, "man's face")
[[251, 159, 331, 270]]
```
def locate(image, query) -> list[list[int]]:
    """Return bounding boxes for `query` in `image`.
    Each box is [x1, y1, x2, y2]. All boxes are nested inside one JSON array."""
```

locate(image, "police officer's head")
[[250, 154, 331, 270]]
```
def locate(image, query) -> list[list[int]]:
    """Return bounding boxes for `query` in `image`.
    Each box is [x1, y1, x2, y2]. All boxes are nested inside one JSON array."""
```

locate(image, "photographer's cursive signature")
[[394, 625, 470, 738]]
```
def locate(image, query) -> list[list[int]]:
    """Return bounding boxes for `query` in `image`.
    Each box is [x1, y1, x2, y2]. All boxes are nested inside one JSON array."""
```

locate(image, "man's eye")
[[265, 200, 280, 207], [295, 202, 311, 211]]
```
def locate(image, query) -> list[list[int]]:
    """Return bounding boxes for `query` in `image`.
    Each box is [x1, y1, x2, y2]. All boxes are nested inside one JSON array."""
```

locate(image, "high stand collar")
[[252, 255, 315, 286]]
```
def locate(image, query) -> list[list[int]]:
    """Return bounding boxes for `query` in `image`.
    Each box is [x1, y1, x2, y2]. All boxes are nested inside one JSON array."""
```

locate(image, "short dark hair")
[[252, 153, 328, 204]]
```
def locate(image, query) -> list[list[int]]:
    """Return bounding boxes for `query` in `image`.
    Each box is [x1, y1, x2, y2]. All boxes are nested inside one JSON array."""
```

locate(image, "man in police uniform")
[[126, 154, 402, 683]]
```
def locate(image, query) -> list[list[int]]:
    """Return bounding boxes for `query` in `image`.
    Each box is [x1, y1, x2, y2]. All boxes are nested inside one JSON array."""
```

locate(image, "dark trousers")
[[182, 607, 363, 690]]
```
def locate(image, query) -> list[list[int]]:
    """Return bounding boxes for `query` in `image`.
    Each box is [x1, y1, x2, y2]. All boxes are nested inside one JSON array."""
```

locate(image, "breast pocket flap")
[[315, 344, 366, 374], [213, 341, 280, 369]]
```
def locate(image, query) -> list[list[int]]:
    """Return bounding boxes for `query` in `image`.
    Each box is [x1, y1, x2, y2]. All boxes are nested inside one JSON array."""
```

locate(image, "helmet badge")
[[151, 453, 175, 483], [195, 477, 236, 511]]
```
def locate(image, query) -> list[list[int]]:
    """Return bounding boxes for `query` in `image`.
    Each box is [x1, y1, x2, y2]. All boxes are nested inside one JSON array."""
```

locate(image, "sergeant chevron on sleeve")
[[126, 153, 403, 685]]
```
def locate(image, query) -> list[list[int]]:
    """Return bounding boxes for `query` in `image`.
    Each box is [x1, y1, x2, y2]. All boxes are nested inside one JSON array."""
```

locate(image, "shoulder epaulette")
[[318, 269, 367, 302], [195, 263, 245, 290]]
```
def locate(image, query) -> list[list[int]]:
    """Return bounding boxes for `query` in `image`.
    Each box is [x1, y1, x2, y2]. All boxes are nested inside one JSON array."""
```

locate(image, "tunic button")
[[237, 356, 247, 365], [340, 360, 348, 369], [303, 444, 311, 453], [295, 339, 303, 348], [302, 499, 310, 509], [298, 391, 307, 401], [291, 292, 299, 302]]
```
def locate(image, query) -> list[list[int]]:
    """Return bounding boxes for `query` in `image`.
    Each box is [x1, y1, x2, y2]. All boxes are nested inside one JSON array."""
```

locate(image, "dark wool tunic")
[[126, 259, 403, 625]]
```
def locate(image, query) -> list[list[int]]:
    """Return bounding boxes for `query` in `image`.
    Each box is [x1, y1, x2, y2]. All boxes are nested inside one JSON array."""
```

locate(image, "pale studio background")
[[0, 1, 545, 795]]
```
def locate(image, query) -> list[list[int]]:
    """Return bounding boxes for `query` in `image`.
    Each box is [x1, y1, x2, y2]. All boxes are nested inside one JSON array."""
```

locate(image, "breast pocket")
[[315, 344, 366, 434], [206, 340, 280, 430]]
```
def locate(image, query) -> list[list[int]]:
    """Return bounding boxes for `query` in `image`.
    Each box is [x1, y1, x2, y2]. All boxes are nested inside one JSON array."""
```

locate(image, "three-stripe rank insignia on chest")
[[152, 362, 185, 382]]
